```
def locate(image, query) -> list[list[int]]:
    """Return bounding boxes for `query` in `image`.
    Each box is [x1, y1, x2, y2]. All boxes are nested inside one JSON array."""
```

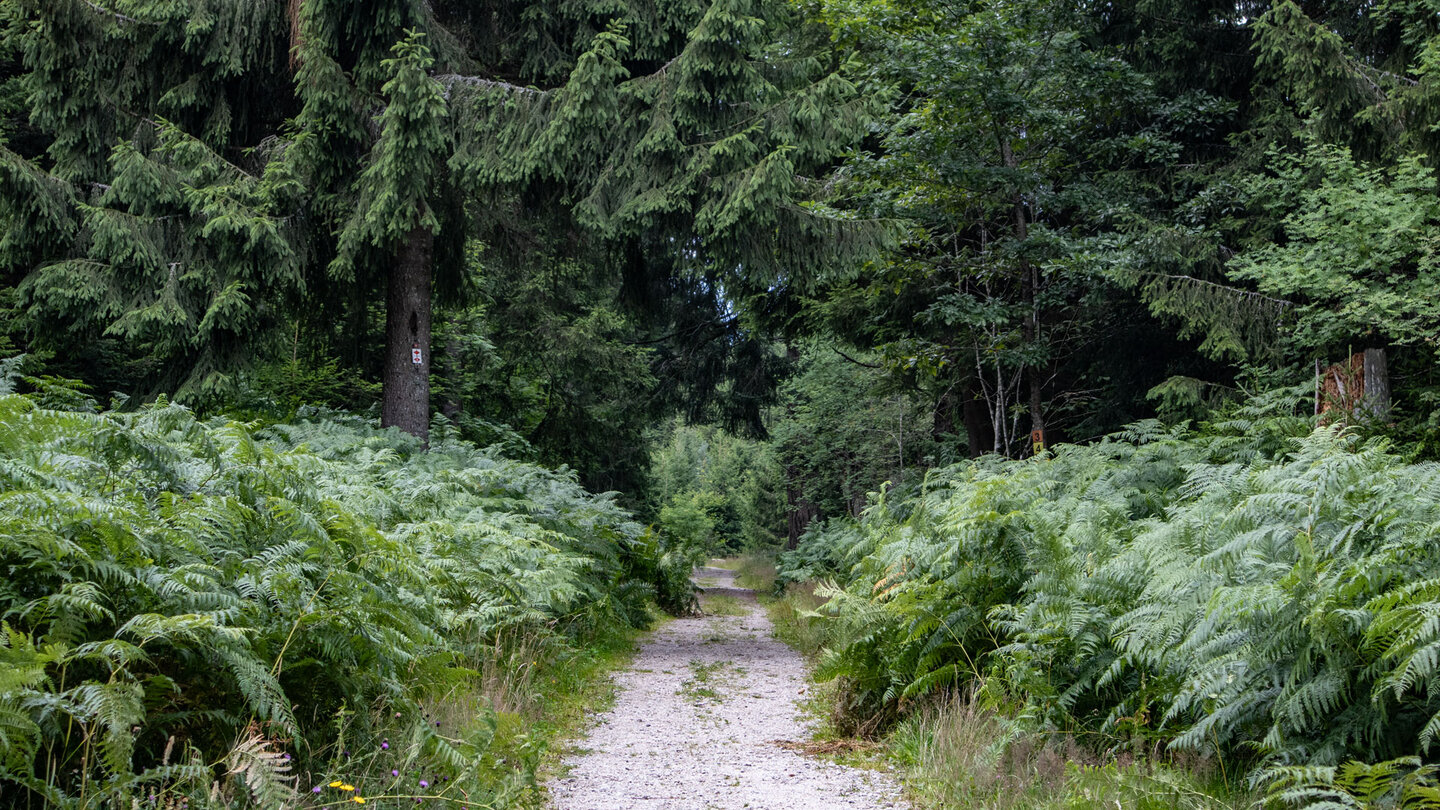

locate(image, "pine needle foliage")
[[0, 389, 687, 807], [780, 394, 1440, 789]]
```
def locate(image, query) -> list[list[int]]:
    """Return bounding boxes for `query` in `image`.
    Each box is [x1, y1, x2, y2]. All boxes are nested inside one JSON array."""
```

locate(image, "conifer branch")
[[1354, 61, 1419, 92], [76, 0, 149, 26], [1154, 273, 1293, 309], [624, 316, 739, 346], [436, 74, 546, 99], [631, 55, 681, 84]]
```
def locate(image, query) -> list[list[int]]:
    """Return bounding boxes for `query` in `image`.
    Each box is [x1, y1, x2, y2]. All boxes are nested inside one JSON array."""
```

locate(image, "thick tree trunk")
[[1027, 365, 1045, 451], [441, 319, 462, 423], [1318, 347, 1392, 424], [381, 226, 434, 445]]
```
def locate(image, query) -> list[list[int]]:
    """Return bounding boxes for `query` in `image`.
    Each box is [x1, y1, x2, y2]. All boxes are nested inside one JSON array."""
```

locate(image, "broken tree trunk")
[[1317, 348, 1390, 423]]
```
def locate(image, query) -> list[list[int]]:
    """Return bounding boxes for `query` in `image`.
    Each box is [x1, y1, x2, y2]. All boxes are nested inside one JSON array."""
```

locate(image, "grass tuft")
[[706, 553, 779, 592], [766, 581, 830, 659], [889, 691, 1254, 810], [733, 554, 779, 592], [700, 593, 749, 616]]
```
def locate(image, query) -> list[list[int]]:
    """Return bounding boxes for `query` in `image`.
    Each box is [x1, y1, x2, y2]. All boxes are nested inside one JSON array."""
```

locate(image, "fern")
[[0, 394, 686, 806], [781, 401, 1440, 783], [223, 727, 298, 809], [1265, 757, 1440, 809]]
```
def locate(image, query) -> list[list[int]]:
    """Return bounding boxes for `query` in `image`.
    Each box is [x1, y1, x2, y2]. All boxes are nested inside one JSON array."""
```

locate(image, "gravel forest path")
[[547, 565, 908, 810]]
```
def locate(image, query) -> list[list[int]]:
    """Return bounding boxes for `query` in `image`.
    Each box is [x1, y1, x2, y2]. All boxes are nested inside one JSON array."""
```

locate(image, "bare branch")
[[633, 55, 680, 83], [831, 346, 883, 369], [1154, 273, 1293, 309], [78, 0, 148, 25], [436, 74, 547, 100]]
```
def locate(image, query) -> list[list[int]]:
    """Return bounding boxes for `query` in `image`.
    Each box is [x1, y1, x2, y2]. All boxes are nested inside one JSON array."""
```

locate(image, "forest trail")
[[547, 566, 908, 810]]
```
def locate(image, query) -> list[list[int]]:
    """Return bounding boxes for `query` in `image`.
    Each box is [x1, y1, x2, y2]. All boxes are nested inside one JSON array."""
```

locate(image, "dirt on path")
[[547, 566, 908, 810]]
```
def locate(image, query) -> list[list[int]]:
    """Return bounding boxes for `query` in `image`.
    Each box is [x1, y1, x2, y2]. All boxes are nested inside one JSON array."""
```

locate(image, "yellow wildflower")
[[340, 784, 356, 791], [352, 797, 366, 804], [329, 781, 344, 788]]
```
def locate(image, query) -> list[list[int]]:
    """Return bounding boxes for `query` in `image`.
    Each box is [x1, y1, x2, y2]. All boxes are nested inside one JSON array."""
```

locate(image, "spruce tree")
[[1, 0, 881, 444], [1, 0, 298, 397]]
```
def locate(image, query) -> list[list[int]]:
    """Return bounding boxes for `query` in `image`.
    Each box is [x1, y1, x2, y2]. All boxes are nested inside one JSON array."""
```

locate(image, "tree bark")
[[932, 387, 956, 444], [1362, 347, 1390, 420], [1004, 133, 1045, 451], [786, 482, 818, 550], [783, 341, 817, 548], [381, 226, 434, 445], [441, 317, 463, 423]]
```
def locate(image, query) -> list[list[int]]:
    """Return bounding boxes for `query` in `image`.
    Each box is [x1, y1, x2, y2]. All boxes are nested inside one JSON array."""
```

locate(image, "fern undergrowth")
[[0, 390, 692, 809], [780, 393, 1440, 808]]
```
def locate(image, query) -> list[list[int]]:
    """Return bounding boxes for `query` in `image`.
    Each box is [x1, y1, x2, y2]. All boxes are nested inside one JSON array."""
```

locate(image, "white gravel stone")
[[547, 566, 909, 810]]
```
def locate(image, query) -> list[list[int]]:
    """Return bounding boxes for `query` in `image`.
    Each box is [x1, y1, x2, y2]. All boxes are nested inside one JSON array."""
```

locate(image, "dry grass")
[[773, 738, 882, 756], [476, 631, 550, 719], [733, 554, 778, 591], [418, 630, 552, 730], [889, 690, 1254, 810], [389, 623, 645, 806]]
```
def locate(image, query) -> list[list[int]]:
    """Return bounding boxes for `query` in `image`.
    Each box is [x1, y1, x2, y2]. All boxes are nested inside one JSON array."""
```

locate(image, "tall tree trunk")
[[1018, 249, 1045, 452], [786, 482, 818, 550], [932, 387, 956, 444], [441, 317, 463, 423], [784, 341, 817, 548], [382, 226, 433, 444], [961, 379, 991, 458], [1004, 133, 1045, 452]]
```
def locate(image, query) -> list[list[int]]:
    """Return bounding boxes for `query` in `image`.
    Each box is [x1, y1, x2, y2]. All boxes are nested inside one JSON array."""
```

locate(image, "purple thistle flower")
[[391, 770, 399, 777], [419, 780, 429, 788], [312, 787, 324, 794], [381, 742, 389, 750]]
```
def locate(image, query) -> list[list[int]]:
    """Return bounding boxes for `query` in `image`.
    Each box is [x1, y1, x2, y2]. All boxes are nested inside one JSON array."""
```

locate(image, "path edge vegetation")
[[717, 553, 1250, 810], [758, 395, 1440, 810], [0, 375, 703, 809]]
